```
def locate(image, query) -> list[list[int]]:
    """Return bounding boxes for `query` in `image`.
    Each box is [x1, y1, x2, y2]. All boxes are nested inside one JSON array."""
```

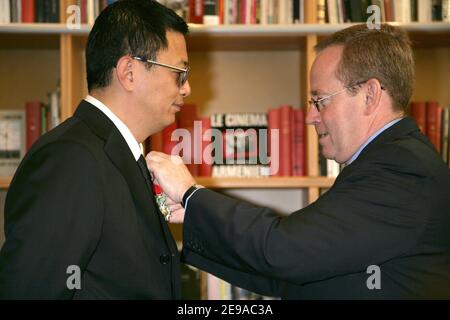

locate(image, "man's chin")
[[320, 148, 334, 161]]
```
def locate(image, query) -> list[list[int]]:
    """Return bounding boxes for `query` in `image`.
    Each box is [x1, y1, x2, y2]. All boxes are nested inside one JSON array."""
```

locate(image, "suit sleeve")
[[182, 145, 429, 291], [0, 141, 104, 299]]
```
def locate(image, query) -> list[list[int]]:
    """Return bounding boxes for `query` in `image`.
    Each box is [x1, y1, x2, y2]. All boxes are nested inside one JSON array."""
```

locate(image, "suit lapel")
[[74, 101, 178, 256]]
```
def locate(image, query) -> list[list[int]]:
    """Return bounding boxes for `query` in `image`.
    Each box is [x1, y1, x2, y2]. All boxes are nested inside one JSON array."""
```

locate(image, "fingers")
[[166, 197, 178, 205], [146, 151, 172, 162], [146, 151, 183, 166], [146, 151, 167, 159], [167, 207, 185, 224], [144, 150, 197, 203], [168, 202, 182, 212]]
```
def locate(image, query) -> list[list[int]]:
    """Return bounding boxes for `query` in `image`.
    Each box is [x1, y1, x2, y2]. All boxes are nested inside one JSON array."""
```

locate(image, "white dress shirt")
[[84, 95, 143, 161]]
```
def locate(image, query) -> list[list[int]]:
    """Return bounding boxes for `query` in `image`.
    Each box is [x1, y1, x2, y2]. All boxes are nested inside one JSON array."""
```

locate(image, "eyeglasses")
[[132, 56, 190, 87], [308, 80, 384, 112]]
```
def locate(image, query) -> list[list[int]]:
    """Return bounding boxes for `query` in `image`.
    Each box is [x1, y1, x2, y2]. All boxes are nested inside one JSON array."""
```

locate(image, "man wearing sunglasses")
[[147, 24, 450, 299], [0, 0, 190, 299]]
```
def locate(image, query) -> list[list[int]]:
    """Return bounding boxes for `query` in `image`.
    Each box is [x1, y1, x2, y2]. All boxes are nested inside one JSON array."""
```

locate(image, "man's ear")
[[115, 56, 134, 91], [363, 78, 383, 115]]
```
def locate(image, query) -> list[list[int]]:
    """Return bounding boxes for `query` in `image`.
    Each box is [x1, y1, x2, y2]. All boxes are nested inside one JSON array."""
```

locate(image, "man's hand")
[[146, 151, 196, 204], [166, 196, 185, 223]]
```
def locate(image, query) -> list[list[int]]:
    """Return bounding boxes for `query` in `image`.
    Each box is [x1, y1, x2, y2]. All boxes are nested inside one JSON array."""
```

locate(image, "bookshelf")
[[0, 0, 449, 299], [0, 177, 11, 189], [197, 176, 335, 189]]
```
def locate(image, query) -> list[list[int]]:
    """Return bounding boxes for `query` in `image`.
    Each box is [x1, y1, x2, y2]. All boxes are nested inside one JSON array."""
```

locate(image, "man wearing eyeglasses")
[[0, 0, 190, 299], [147, 23, 450, 299]]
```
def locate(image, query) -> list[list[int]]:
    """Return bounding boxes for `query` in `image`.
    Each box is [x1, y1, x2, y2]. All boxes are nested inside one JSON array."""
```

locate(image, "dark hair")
[[86, 0, 189, 91], [315, 24, 414, 112]]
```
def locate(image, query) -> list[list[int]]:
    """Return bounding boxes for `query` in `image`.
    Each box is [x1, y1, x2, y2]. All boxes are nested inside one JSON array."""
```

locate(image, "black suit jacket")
[[182, 117, 450, 299], [0, 101, 180, 299]]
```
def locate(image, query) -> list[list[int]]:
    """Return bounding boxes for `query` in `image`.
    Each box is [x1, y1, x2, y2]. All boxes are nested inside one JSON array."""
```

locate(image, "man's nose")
[[305, 104, 321, 125], [180, 80, 191, 97]]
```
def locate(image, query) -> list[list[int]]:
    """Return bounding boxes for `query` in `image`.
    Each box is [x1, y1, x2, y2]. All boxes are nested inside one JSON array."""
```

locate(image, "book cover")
[[210, 112, 269, 166], [0, 110, 26, 177], [410, 101, 427, 134], [25, 101, 42, 151], [426, 101, 443, 152]]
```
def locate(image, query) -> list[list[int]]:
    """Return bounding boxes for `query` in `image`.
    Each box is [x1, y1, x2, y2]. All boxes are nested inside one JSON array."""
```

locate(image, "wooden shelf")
[[188, 22, 450, 35], [0, 23, 90, 34], [1, 22, 449, 50], [1, 22, 449, 35], [0, 177, 12, 189], [196, 176, 335, 189], [187, 23, 450, 50], [0, 176, 334, 190]]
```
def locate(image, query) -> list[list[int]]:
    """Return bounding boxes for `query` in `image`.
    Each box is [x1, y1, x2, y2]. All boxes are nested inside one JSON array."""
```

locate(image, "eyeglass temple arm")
[[133, 56, 187, 73]]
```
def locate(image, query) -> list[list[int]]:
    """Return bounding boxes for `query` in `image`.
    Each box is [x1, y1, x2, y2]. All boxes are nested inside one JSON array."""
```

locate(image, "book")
[[441, 107, 449, 164], [199, 117, 212, 177], [21, 0, 35, 23], [292, 108, 306, 176], [279, 105, 292, 176], [188, 0, 203, 23], [207, 273, 231, 300], [410, 101, 427, 134], [0, 110, 26, 177], [211, 164, 270, 177], [426, 101, 443, 153], [25, 101, 42, 151], [268, 107, 280, 175], [210, 112, 269, 166]]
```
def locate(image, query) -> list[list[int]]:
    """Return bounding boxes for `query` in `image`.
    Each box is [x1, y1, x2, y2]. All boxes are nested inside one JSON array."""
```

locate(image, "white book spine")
[[326, 0, 339, 24], [87, 0, 95, 25], [300, 0, 304, 23], [443, 0, 450, 21], [260, 0, 268, 24], [418, 0, 432, 22], [50, 90, 60, 129], [287, 0, 293, 24]]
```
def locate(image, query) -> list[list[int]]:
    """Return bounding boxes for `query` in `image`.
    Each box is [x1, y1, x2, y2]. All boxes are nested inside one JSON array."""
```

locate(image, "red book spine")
[[268, 108, 280, 176], [179, 103, 199, 176], [199, 117, 212, 177], [162, 122, 178, 155], [426, 101, 443, 153], [150, 131, 163, 152], [410, 101, 427, 134], [279, 105, 292, 176], [218, 0, 224, 24], [178, 103, 198, 128], [80, 0, 87, 24], [240, 0, 247, 24], [21, 0, 35, 23], [435, 105, 443, 153], [292, 108, 306, 176], [189, 0, 204, 23], [384, 0, 393, 22], [26, 101, 42, 151], [251, 0, 257, 24]]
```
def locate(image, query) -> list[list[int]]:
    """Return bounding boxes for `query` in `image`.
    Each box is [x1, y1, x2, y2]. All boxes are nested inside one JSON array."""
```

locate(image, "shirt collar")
[[84, 95, 143, 161], [346, 117, 404, 165]]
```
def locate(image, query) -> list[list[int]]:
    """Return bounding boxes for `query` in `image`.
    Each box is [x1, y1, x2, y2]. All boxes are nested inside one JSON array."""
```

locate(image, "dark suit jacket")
[[182, 117, 450, 299], [0, 101, 180, 299]]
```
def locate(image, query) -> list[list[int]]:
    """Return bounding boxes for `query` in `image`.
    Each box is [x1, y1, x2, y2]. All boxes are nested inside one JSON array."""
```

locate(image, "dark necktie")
[[137, 155, 152, 189], [137, 155, 171, 221]]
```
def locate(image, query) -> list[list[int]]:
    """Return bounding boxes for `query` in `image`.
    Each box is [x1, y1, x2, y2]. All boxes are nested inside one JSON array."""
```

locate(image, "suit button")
[[160, 254, 171, 265]]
